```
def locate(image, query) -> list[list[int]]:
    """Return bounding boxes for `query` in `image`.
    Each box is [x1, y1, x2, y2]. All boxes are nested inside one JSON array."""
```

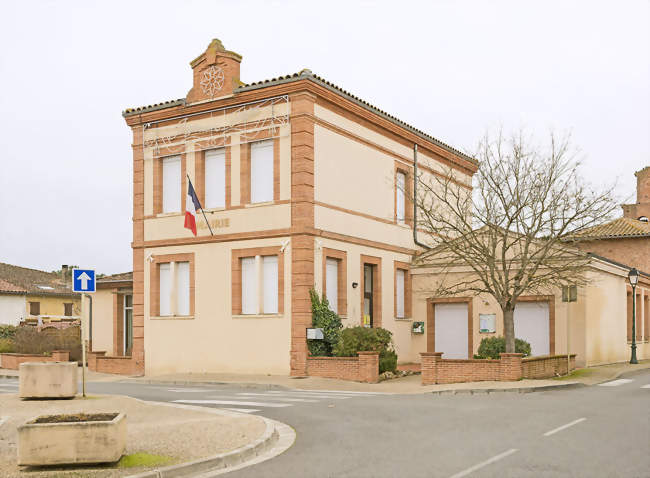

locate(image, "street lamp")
[[627, 268, 639, 364]]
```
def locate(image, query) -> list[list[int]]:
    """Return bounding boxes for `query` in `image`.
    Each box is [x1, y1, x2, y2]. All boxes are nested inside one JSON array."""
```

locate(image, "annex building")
[[116, 39, 476, 376]]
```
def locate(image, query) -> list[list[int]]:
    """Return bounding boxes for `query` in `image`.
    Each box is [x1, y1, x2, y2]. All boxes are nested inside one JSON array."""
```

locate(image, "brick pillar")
[[51, 350, 70, 362], [87, 351, 106, 371], [357, 352, 379, 383], [420, 352, 442, 385], [499, 353, 523, 381], [131, 125, 145, 376]]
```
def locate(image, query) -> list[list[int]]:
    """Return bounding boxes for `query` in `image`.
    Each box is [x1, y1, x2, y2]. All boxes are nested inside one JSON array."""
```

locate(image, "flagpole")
[[187, 174, 214, 236]]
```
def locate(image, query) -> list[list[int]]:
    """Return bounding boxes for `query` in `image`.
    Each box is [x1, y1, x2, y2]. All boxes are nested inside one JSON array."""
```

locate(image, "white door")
[[435, 303, 469, 359], [514, 302, 550, 356]]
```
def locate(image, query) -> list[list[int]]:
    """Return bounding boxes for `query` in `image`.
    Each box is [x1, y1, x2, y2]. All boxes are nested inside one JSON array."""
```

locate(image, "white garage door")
[[514, 302, 550, 356], [435, 303, 469, 359]]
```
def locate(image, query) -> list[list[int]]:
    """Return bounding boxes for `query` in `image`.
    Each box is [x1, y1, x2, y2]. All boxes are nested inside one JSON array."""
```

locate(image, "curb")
[[127, 402, 294, 478], [429, 382, 587, 395]]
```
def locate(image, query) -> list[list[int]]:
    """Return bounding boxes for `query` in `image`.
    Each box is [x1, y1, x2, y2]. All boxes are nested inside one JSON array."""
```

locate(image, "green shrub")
[[333, 326, 397, 373], [307, 289, 343, 357], [0, 324, 17, 340], [475, 336, 531, 359], [0, 338, 15, 353]]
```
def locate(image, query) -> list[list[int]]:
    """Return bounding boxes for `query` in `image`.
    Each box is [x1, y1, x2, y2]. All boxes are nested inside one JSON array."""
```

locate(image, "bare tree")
[[412, 130, 618, 353]]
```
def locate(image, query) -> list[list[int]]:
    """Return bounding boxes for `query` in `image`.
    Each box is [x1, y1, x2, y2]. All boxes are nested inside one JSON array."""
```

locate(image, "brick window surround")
[[194, 138, 231, 210], [322, 247, 347, 317], [149, 252, 195, 317], [231, 246, 284, 315], [394, 162, 413, 226], [240, 133, 281, 205], [153, 151, 187, 215], [426, 297, 473, 354], [360, 255, 382, 328], [394, 261, 412, 319]]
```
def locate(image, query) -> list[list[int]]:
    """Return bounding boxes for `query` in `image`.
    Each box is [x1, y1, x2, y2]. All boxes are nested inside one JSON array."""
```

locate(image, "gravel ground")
[[0, 393, 266, 478]]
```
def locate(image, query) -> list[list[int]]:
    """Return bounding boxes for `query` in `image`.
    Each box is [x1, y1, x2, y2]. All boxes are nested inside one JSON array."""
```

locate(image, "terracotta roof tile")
[[97, 272, 132, 282], [0, 263, 75, 296], [571, 217, 650, 240]]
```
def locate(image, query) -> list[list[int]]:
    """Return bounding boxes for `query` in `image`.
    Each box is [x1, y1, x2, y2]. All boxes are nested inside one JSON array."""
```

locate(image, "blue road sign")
[[72, 269, 96, 293]]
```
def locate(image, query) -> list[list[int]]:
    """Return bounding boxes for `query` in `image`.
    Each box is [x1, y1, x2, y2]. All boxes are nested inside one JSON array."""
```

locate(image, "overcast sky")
[[1, 0, 648, 274]]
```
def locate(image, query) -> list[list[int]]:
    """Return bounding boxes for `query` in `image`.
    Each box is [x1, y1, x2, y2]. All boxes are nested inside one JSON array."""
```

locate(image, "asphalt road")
[[2, 372, 649, 477]]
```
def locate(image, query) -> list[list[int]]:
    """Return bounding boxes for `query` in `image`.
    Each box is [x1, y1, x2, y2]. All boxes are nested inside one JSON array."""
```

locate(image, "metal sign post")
[[72, 269, 95, 398], [561, 285, 577, 376]]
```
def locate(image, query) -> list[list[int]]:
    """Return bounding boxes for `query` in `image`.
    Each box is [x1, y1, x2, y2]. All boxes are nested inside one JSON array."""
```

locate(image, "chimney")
[[186, 39, 243, 103], [622, 166, 650, 220]]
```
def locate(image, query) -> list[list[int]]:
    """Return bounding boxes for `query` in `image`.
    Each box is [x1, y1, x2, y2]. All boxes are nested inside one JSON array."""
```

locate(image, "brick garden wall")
[[0, 350, 70, 370], [88, 351, 137, 376], [421, 352, 577, 385], [522, 354, 576, 379], [307, 352, 379, 383]]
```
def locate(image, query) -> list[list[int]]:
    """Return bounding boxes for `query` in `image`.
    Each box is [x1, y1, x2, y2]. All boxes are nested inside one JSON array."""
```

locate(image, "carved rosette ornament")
[[200, 66, 225, 97]]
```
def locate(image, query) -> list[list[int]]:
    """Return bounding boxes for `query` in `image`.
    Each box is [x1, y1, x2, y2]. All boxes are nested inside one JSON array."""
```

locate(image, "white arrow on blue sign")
[[72, 269, 96, 293]]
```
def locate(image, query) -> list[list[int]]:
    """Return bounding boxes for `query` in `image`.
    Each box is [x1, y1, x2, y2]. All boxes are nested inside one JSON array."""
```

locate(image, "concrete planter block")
[[17, 412, 126, 466], [19, 361, 78, 399]]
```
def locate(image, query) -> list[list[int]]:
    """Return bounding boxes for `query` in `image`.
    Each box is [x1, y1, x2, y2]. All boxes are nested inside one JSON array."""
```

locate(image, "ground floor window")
[[29, 301, 40, 316], [394, 261, 411, 319], [64, 302, 73, 316], [124, 294, 133, 356], [150, 253, 195, 318], [322, 248, 347, 316], [232, 247, 284, 316]]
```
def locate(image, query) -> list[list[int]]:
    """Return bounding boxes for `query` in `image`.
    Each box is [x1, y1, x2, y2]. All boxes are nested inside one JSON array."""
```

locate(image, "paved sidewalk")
[[0, 394, 269, 477], [123, 359, 650, 394]]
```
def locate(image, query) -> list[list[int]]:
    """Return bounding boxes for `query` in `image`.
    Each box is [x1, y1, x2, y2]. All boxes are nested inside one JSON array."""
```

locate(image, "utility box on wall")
[[412, 322, 424, 334]]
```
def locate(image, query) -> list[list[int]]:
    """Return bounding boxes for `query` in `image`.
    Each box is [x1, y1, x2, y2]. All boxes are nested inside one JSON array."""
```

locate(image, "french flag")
[[184, 178, 202, 236]]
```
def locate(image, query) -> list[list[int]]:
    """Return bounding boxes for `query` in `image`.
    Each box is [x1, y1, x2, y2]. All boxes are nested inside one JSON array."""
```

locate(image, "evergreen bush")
[[333, 326, 397, 373], [307, 289, 343, 357], [475, 336, 531, 359]]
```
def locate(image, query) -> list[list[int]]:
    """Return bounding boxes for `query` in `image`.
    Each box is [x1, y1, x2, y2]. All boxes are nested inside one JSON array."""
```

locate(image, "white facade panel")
[[514, 302, 550, 356], [435, 303, 469, 359]]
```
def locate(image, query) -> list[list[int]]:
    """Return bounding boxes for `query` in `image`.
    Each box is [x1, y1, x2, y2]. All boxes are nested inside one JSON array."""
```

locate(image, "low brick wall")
[[307, 352, 379, 383], [1, 351, 71, 370], [421, 352, 523, 385], [88, 351, 137, 375], [522, 354, 576, 378]]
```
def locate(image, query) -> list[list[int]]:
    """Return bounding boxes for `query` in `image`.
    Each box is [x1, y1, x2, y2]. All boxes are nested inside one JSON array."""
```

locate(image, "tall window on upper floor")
[[396, 171, 406, 223], [162, 156, 181, 213], [204, 148, 226, 209], [325, 258, 339, 314], [250, 140, 274, 203], [240, 254, 279, 315]]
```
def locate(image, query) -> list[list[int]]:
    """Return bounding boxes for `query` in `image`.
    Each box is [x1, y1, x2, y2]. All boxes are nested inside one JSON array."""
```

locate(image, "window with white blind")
[[396, 171, 406, 223], [159, 261, 190, 316], [241, 257, 257, 315], [326, 258, 339, 314], [240, 255, 279, 314], [204, 149, 226, 209], [162, 156, 181, 213], [159, 263, 172, 316], [250, 140, 274, 203], [396, 269, 405, 318]]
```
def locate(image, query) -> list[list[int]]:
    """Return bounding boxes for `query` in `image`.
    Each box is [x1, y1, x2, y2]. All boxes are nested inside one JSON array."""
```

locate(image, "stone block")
[[19, 361, 77, 399]]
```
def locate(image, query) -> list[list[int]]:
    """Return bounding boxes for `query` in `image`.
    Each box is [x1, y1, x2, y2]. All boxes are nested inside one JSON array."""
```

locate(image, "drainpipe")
[[413, 144, 430, 251]]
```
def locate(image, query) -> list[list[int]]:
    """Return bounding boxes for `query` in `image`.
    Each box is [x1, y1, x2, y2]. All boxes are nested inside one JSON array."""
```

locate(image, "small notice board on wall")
[[479, 314, 496, 333]]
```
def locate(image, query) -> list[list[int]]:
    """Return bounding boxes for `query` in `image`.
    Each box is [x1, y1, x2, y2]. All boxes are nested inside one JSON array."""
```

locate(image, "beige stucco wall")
[[144, 237, 292, 375], [90, 289, 114, 354]]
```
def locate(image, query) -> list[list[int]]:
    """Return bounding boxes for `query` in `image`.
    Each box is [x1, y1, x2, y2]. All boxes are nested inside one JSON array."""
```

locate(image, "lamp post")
[[628, 268, 639, 365]]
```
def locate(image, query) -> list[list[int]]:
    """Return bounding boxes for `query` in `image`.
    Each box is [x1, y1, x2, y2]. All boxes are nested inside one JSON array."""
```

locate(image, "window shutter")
[[176, 261, 190, 316], [326, 258, 339, 314], [396, 171, 406, 222], [250, 140, 274, 203], [396, 269, 405, 318], [30, 302, 40, 316], [204, 149, 226, 209], [64, 303, 73, 316], [241, 257, 257, 314], [262, 255, 278, 314], [159, 263, 172, 316], [162, 156, 181, 213]]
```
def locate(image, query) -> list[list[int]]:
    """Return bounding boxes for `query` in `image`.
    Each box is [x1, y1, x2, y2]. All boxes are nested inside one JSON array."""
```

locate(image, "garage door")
[[514, 302, 550, 356], [435, 303, 469, 359]]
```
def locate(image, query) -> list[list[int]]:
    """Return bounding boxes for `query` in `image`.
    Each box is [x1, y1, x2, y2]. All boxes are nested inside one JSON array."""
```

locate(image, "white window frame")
[[240, 254, 280, 315], [326, 258, 339, 314], [396, 268, 405, 319], [396, 171, 406, 223], [204, 148, 226, 209], [158, 261, 191, 317], [162, 156, 181, 213]]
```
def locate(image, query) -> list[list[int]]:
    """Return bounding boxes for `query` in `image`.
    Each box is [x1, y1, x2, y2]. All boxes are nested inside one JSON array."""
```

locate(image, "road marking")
[[598, 379, 634, 387], [167, 388, 212, 393], [235, 393, 319, 402], [543, 417, 587, 437], [641, 384, 650, 389], [449, 448, 518, 478], [221, 408, 260, 414], [289, 389, 387, 395], [172, 399, 292, 408], [265, 391, 351, 399]]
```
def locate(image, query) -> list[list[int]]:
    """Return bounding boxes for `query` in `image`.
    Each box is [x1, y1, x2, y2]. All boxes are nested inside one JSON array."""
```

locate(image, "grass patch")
[[552, 368, 594, 381], [117, 452, 174, 468]]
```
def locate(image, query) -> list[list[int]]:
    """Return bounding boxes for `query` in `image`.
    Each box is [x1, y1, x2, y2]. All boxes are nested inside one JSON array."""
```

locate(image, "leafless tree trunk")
[[412, 130, 618, 353]]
